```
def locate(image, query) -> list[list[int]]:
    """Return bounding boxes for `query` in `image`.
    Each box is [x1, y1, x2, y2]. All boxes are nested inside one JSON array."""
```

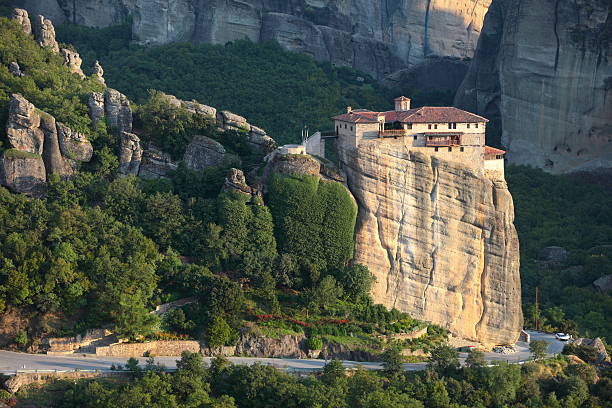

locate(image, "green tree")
[[321, 359, 345, 385], [529, 340, 548, 360], [427, 344, 460, 376], [206, 316, 234, 348], [335, 264, 375, 302], [303, 275, 343, 312], [113, 291, 159, 340], [381, 345, 404, 375], [465, 348, 486, 368]]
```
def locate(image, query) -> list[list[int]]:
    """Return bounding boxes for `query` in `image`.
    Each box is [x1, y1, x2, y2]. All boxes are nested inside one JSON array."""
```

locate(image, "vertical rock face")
[[0, 153, 47, 197], [88, 92, 105, 127], [455, 0, 612, 173], [338, 139, 522, 344], [33, 14, 59, 52], [138, 145, 177, 179], [6, 94, 44, 154], [104, 88, 132, 134], [40, 114, 76, 179], [183, 135, 228, 170], [118, 132, 143, 175], [93, 60, 105, 85], [14, 0, 491, 79], [11, 8, 32, 35]]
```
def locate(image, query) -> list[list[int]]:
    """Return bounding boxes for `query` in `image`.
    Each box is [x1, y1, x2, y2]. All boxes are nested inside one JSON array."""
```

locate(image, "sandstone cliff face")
[[14, 0, 491, 79], [338, 139, 522, 344], [455, 0, 612, 173]]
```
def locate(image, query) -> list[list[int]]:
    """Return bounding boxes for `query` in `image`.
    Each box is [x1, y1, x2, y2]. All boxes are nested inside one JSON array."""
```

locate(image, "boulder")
[[88, 92, 105, 127], [40, 114, 75, 179], [11, 8, 31, 35], [6, 94, 44, 155], [218, 110, 248, 131], [182, 100, 216, 118], [223, 168, 259, 197], [183, 135, 227, 170], [93, 60, 105, 85], [572, 338, 611, 364], [33, 15, 59, 52], [118, 132, 143, 175], [60, 48, 85, 79], [248, 126, 276, 153], [269, 151, 320, 177], [104, 88, 132, 134], [56, 122, 93, 162], [593, 275, 612, 293], [9, 62, 24, 77], [0, 151, 46, 197], [138, 145, 178, 179]]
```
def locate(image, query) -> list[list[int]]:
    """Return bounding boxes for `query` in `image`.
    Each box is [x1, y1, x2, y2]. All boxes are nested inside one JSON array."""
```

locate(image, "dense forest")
[[13, 351, 612, 408]]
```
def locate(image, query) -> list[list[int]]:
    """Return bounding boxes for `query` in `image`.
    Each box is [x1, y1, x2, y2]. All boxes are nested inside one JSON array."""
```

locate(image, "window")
[[475, 123, 479, 128], [344, 124, 347, 129], [413, 135, 417, 140], [350, 126, 353, 131], [428, 124, 432, 130], [467, 124, 470, 129], [336, 126, 338, 133], [460, 147, 465, 152], [448, 147, 452, 152], [448, 123, 457, 129], [407, 124, 412, 129], [434, 147, 439, 152], [434, 124, 438, 129]]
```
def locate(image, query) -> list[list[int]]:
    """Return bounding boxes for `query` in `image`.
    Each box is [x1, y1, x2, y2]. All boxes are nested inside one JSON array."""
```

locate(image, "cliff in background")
[[455, 0, 612, 174], [13, 0, 491, 80], [337, 139, 522, 345]]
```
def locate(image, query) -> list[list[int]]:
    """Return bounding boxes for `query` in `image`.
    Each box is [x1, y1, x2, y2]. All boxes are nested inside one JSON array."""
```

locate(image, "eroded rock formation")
[[118, 132, 143, 175], [2, 94, 93, 196], [33, 14, 59, 52], [14, 0, 491, 79], [60, 48, 85, 78], [93, 60, 105, 85], [11, 8, 31, 35], [337, 138, 522, 344], [138, 145, 178, 179], [103, 88, 132, 134], [455, 0, 612, 173]]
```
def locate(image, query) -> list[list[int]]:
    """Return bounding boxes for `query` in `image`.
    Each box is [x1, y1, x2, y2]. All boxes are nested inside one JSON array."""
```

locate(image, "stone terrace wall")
[[95, 340, 200, 357]]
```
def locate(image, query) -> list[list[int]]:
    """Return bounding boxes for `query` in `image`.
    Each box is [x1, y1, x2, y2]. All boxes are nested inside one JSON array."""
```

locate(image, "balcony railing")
[[379, 129, 409, 137], [425, 136, 461, 147]]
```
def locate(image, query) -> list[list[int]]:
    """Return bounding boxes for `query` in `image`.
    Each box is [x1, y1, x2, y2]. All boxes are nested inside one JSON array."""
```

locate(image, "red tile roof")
[[333, 106, 488, 124], [485, 146, 506, 155]]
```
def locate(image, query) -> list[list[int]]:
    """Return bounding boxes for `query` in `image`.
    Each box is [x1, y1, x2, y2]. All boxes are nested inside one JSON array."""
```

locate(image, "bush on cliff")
[[266, 174, 357, 284]]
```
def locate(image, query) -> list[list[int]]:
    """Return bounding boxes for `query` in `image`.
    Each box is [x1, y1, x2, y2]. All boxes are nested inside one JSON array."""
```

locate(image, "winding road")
[[0, 331, 565, 374]]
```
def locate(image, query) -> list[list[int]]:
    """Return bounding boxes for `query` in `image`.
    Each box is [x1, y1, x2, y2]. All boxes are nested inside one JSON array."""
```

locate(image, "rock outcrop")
[[93, 60, 105, 85], [14, 0, 492, 79], [337, 138, 522, 344], [87, 92, 105, 127], [118, 132, 143, 175], [32, 14, 59, 52], [9, 61, 24, 77], [11, 8, 31, 35], [60, 48, 85, 79], [183, 135, 229, 171], [138, 145, 177, 179], [57, 122, 94, 162], [2, 94, 93, 196], [455, 0, 612, 173], [103, 88, 132, 134], [235, 329, 306, 359], [223, 168, 260, 197]]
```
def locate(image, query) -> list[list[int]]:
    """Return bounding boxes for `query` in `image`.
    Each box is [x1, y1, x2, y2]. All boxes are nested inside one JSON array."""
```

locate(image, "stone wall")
[[95, 340, 200, 357]]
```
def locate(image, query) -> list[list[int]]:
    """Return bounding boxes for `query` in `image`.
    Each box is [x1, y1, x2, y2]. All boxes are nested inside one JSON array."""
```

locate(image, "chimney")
[[347, 106, 352, 113], [394, 96, 411, 112]]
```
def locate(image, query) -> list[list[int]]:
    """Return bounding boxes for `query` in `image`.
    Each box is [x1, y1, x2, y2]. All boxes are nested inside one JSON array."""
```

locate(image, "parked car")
[[555, 333, 571, 341]]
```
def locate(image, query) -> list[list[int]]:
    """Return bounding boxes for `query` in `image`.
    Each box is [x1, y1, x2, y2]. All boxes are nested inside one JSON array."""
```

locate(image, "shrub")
[[13, 330, 27, 347], [306, 336, 323, 351]]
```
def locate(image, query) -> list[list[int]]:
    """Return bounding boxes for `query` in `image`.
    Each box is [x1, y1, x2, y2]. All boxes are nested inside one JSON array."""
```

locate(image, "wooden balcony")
[[424, 134, 461, 147], [379, 129, 409, 138]]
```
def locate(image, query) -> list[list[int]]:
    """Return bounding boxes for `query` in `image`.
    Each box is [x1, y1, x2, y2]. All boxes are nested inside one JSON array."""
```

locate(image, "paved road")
[[0, 330, 564, 374]]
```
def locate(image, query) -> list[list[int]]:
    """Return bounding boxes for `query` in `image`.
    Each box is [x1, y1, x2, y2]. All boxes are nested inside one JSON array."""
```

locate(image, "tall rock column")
[[33, 15, 59, 52], [11, 8, 32, 35], [339, 138, 522, 345], [455, 0, 612, 173]]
